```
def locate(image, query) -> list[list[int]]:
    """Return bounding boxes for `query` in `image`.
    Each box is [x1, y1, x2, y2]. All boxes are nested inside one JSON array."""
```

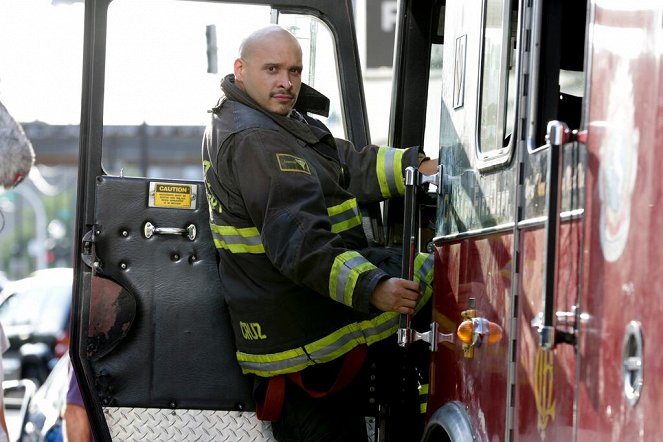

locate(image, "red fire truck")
[[71, 0, 662, 440]]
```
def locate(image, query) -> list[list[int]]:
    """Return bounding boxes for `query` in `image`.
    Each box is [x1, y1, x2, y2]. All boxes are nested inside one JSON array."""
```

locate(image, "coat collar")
[[220, 74, 325, 145]]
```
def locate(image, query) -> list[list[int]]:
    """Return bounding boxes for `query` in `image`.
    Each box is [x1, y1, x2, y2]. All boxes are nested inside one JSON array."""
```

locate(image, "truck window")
[[527, 0, 586, 151], [276, 13, 345, 138], [477, 0, 518, 167], [424, 42, 444, 161], [101, 0, 345, 179]]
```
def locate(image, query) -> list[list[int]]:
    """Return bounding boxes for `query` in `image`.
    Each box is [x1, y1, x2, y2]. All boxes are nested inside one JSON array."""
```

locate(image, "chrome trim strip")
[[433, 222, 515, 244], [433, 209, 584, 244]]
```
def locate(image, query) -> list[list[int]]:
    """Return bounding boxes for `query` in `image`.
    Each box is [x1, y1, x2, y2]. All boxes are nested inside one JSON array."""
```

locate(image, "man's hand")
[[370, 278, 420, 314], [63, 403, 91, 442], [419, 158, 438, 176]]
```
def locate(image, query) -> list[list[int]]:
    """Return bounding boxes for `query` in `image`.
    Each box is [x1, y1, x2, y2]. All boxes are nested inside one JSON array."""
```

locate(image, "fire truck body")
[[425, 0, 662, 441], [577, 3, 662, 440], [70, 0, 663, 440]]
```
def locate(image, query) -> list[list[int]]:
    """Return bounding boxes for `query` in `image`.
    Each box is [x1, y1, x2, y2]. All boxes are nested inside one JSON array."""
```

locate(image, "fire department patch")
[[276, 153, 311, 175]]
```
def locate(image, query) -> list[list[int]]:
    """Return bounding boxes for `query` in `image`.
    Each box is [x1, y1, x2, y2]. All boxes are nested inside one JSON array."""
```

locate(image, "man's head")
[[234, 25, 303, 116]]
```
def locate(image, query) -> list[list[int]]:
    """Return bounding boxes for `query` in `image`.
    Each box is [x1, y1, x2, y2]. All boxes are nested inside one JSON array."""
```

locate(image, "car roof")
[[0, 268, 73, 303]]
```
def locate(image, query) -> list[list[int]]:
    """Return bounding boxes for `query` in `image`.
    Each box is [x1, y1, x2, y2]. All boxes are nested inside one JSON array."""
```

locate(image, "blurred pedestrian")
[[0, 321, 11, 442], [62, 365, 92, 442]]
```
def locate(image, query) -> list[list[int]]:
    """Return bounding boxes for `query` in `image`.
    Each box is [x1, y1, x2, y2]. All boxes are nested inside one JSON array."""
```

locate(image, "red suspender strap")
[[255, 374, 286, 421], [255, 344, 368, 421], [288, 344, 367, 398]]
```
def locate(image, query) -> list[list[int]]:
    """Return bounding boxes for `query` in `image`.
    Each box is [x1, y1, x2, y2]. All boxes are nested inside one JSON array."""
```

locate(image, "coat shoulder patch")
[[276, 153, 311, 175]]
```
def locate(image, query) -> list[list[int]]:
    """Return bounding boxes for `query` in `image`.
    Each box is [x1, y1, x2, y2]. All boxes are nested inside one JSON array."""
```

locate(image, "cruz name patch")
[[276, 153, 311, 175]]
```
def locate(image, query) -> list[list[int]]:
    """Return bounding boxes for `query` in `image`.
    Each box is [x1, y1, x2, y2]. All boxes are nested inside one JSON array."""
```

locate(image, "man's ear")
[[233, 58, 244, 81]]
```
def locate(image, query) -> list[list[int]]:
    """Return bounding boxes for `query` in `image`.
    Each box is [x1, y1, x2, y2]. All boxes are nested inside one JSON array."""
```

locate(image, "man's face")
[[234, 33, 303, 116]]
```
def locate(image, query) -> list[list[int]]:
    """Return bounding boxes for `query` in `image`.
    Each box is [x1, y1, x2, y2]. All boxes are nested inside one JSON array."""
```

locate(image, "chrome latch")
[[143, 222, 196, 241], [397, 321, 455, 351]]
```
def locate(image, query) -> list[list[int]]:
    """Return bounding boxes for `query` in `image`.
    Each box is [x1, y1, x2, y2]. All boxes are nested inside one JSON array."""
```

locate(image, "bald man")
[[202, 25, 435, 441], [233, 26, 303, 116]]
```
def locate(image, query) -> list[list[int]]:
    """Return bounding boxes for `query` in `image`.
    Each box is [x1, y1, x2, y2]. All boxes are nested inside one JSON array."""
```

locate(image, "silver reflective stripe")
[[328, 206, 361, 233], [237, 313, 400, 375], [209, 224, 265, 254], [238, 352, 312, 374], [334, 255, 369, 303], [417, 253, 434, 282], [307, 317, 399, 362], [382, 148, 400, 197], [211, 229, 262, 247]]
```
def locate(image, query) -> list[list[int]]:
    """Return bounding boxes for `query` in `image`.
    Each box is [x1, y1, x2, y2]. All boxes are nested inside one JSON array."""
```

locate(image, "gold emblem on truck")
[[535, 348, 556, 438]]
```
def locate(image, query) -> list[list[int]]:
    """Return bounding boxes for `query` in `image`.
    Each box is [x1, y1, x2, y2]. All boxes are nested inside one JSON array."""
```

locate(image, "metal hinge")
[[80, 225, 101, 271]]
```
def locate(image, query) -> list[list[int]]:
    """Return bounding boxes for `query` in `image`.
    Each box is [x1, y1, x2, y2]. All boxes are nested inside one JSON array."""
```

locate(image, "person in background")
[[202, 25, 436, 441], [0, 321, 10, 442], [62, 366, 91, 442]]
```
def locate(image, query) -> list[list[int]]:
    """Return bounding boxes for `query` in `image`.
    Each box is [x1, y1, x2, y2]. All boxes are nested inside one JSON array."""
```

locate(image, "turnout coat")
[[202, 75, 432, 377]]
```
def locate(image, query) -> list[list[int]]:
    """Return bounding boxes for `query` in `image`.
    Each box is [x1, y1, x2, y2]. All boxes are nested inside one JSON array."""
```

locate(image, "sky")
[[0, 0, 436, 151], [0, 0, 85, 125], [0, 0, 274, 126]]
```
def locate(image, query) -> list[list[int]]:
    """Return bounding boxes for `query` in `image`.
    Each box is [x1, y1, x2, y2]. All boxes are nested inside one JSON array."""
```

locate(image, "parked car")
[[0, 268, 72, 385], [19, 354, 70, 442], [0, 271, 8, 292]]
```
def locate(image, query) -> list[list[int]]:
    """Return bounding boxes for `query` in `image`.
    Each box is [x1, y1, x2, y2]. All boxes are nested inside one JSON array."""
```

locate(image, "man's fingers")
[[393, 293, 417, 315], [395, 278, 420, 292], [370, 277, 422, 313], [398, 306, 414, 315]]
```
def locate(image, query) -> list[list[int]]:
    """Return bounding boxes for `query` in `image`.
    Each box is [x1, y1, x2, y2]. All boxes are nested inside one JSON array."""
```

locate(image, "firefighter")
[[202, 25, 436, 441]]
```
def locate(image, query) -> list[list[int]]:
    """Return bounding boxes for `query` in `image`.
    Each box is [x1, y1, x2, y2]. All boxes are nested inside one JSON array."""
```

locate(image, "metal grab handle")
[[143, 221, 196, 241], [397, 166, 441, 348], [538, 120, 569, 350]]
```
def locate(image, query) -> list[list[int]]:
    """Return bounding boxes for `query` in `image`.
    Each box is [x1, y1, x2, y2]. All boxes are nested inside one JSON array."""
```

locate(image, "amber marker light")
[[456, 320, 475, 345], [456, 318, 503, 345], [485, 321, 503, 344]]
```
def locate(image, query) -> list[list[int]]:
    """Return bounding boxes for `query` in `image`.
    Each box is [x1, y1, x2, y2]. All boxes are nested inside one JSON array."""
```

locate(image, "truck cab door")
[[71, 1, 369, 440]]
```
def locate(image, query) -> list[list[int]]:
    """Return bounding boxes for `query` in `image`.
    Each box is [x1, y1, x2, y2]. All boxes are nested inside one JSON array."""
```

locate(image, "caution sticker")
[[148, 182, 197, 210]]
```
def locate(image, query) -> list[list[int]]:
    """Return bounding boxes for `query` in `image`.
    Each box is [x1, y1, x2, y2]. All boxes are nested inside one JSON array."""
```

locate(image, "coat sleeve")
[[222, 128, 389, 313], [335, 139, 424, 204]]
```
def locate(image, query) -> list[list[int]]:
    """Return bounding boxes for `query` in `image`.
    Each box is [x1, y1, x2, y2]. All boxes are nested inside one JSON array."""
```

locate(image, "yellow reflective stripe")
[[237, 311, 400, 376], [413, 253, 434, 309], [329, 251, 377, 306], [377, 147, 406, 198], [209, 223, 265, 254], [327, 198, 362, 234], [419, 383, 429, 414], [236, 347, 312, 375], [203, 161, 222, 214]]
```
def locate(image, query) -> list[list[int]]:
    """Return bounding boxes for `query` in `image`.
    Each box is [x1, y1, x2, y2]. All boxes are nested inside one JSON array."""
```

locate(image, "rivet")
[[189, 255, 197, 263], [120, 262, 127, 270], [122, 230, 128, 237], [172, 254, 180, 261]]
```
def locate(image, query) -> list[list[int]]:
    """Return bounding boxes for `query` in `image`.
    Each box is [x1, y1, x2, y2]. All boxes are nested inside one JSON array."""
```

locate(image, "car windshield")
[[0, 284, 71, 331]]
